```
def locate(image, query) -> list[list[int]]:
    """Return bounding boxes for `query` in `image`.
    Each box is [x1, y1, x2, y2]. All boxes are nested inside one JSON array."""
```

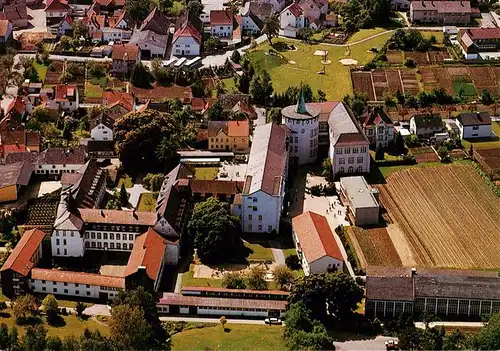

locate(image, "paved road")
[[159, 316, 272, 324], [334, 336, 395, 351], [253, 107, 266, 128]]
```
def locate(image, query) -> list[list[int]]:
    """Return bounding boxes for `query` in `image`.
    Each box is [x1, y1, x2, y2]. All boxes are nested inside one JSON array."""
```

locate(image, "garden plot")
[[400, 70, 419, 95], [409, 146, 439, 163], [351, 71, 375, 101], [348, 227, 402, 269], [468, 67, 499, 96]]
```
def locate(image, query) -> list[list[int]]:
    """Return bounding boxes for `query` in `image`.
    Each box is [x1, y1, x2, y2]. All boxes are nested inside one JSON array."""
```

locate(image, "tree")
[[109, 305, 152, 350], [297, 28, 313, 43], [9, 326, 19, 350], [443, 329, 468, 350], [42, 295, 59, 325], [481, 89, 494, 105], [473, 313, 500, 350], [204, 36, 220, 52], [250, 70, 273, 105], [316, 89, 327, 102], [71, 20, 88, 39], [222, 272, 246, 289], [393, 132, 405, 154], [130, 62, 151, 88], [207, 100, 227, 121], [75, 301, 86, 318], [46, 335, 62, 351], [288, 272, 363, 322], [246, 266, 268, 290], [285, 254, 301, 270], [437, 146, 449, 162], [263, 13, 280, 44], [187, 0, 204, 17], [21, 325, 46, 351], [187, 197, 240, 263], [12, 295, 38, 323], [143, 173, 164, 191], [273, 265, 294, 289], [219, 316, 227, 331], [375, 144, 385, 160], [321, 158, 332, 183], [268, 107, 282, 124], [125, 0, 152, 21], [80, 329, 113, 350], [343, 93, 367, 117], [159, 0, 173, 11], [231, 50, 241, 63], [0, 323, 9, 350], [119, 183, 129, 207]]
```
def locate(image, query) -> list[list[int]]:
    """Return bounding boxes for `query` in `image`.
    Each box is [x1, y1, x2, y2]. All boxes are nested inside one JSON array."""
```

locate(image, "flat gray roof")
[[340, 176, 379, 209]]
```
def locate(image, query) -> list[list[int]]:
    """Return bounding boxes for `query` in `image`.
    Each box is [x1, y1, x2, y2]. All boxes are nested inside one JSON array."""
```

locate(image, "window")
[[258, 215, 262, 221], [337, 148, 343, 154], [294, 146, 298, 152], [361, 147, 367, 153], [97, 233, 101, 239], [357, 157, 363, 163], [91, 233, 96, 239], [248, 214, 252, 220], [92, 242, 96, 248], [85, 233, 89, 239], [117, 243, 121, 249], [64, 282, 67, 286], [253, 206, 257, 211], [301, 129, 305, 133], [57, 248, 60, 255], [75, 290, 79, 295], [345, 147, 351, 154], [258, 225, 262, 231], [253, 197, 257, 202], [42, 287, 46, 291], [103, 233, 108, 240], [56, 239, 60, 245], [129, 234, 133, 241], [116, 234, 121, 240], [53, 288, 57, 292], [75, 283, 79, 287], [64, 249, 67, 255], [348, 166, 354, 173], [339, 158, 345, 164], [97, 242, 102, 248], [53, 281, 57, 285], [295, 137, 298, 143], [110, 233, 114, 240], [339, 167, 345, 174], [268, 225, 272, 232], [63, 239, 67, 245], [129, 244, 133, 250], [110, 243, 115, 249], [85, 242, 89, 248], [353, 147, 359, 153], [87, 291, 91, 296], [248, 224, 252, 231], [64, 289, 68, 294], [348, 157, 354, 164]]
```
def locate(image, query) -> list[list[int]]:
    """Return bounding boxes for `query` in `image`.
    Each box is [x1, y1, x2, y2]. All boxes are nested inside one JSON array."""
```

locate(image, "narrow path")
[[271, 247, 286, 266]]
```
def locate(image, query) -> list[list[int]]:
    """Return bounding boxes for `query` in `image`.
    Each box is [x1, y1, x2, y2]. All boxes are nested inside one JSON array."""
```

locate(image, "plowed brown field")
[[349, 227, 402, 268], [377, 164, 500, 269]]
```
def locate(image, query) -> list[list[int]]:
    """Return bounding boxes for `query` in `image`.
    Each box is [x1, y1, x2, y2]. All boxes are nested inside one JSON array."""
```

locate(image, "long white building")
[[235, 123, 289, 234], [282, 91, 319, 165]]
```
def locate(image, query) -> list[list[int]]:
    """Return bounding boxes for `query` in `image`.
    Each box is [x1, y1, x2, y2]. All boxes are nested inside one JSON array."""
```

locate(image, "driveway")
[[253, 107, 266, 128], [271, 247, 285, 265], [334, 336, 396, 351]]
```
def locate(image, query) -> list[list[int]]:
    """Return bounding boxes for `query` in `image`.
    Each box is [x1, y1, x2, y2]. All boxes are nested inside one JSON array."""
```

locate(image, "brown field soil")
[[410, 146, 439, 163], [351, 71, 375, 101], [475, 147, 500, 179], [386, 50, 403, 64], [386, 70, 403, 93], [468, 67, 499, 96], [377, 164, 500, 269], [400, 70, 419, 95], [435, 67, 454, 94], [350, 227, 403, 268], [404, 51, 429, 64], [428, 50, 451, 63]]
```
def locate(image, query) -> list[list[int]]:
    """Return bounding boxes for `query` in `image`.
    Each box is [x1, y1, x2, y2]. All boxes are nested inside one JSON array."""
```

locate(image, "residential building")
[[0, 19, 13, 43], [458, 28, 500, 59], [237, 123, 289, 234], [0, 162, 33, 203], [90, 112, 114, 141], [0, 229, 46, 298], [0, 129, 41, 156], [390, 0, 409, 11], [254, 0, 287, 13], [298, 0, 328, 22], [279, 3, 305, 38], [57, 13, 72, 37], [410, 1, 471, 25], [282, 91, 319, 164], [102, 91, 134, 119], [112, 44, 140, 76], [129, 30, 169, 58], [139, 7, 171, 35], [240, 2, 274, 21], [409, 114, 443, 138], [240, 9, 263, 34], [208, 120, 250, 152], [306, 101, 339, 147], [1, 0, 28, 28], [210, 10, 233, 38], [359, 107, 394, 148], [231, 101, 257, 120], [2, 96, 27, 124], [54, 84, 79, 112], [328, 103, 370, 177], [339, 176, 379, 226], [365, 267, 500, 319], [292, 211, 343, 276], [172, 21, 202, 57], [455, 112, 491, 139], [44, 0, 69, 26]]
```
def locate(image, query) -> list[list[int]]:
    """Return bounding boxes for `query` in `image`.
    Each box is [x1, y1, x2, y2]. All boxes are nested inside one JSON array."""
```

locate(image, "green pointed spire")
[[296, 86, 307, 114]]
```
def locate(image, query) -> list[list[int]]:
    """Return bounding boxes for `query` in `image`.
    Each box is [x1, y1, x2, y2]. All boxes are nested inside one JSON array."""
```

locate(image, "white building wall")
[[211, 25, 233, 38], [309, 256, 343, 275], [240, 191, 281, 233], [84, 230, 142, 251], [242, 16, 260, 34], [284, 116, 319, 164], [329, 144, 370, 176], [459, 124, 491, 139], [51, 230, 84, 257], [197, 306, 284, 318], [47, 10, 67, 18], [172, 37, 200, 56], [91, 124, 113, 141], [280, 10, 296, 29], [30, 280, 120, 299], [102, 29, 132, 43], [35, 163, 82, 176]]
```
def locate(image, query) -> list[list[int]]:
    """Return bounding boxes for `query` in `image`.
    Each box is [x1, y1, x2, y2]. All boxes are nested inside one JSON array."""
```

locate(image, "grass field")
[[452, 81, 477, 98], [377, 164, 500, 269], [347, 28, 389, 43], [137, 192, 157, 212], [243, 241, 274, 262], [33, 62, 49, 81], [461, 122, 500, 150], [379, 161, 444, 178], [222, 77, 237, 93], [248, 33, 392, 100], [85, 81, 104, 98], [171, 324, 286, 351], [421, 31, 445, 45], [193, 167, 219, 180], [0, 309, 107, 338]]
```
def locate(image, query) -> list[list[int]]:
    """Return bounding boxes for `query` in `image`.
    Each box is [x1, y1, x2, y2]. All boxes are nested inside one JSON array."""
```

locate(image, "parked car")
[[385, 340, 399, 350], [264, 317, 282, 325]]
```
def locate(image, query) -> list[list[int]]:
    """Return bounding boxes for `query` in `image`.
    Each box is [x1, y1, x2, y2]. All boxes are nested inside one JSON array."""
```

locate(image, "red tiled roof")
[[210, 10, 233, 25], [54, 84, 77, 102], [361, 107, 393, 127], [292, 211, 343, 263], [103, 91, 133, 111], [191, 97, 215, 113], [0, 161, 33, 188], [5, 96, 26, 117], [112, 44, 139, 61], [125, 228, 171, 281], [78, 208, 157, 226], [227, 120, 249, 137], [232, 101, 256, 118], [307, 101, 339, 122], [39, 146, 85, 165], [0, 19, 10, 37], [411, 1, 471, 13], [283, 3, 303, 17], [173, 22, 202, 44], [0, 229, 46, 276], [459, 27, 500, 40], [181, 286, 289, 296], [189, 179, 244, 195], [131, 84, 193, 103], [45, 0, 69, 12], [2, 0, 27, 21], [31, 268, 125, 288]]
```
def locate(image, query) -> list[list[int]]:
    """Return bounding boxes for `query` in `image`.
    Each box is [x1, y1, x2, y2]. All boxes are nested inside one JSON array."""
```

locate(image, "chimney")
[[101, 210, 105, 217]]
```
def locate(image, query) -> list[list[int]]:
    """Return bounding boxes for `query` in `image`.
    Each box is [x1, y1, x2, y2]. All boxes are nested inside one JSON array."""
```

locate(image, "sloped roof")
[[411, 0, 471, 13], [411, 113, 443, 129], [307, 101, 339, 122], [173, 22, 202, 44], [328, 103, 368, 145], [5, 96, 26, 117], [31, 268, 125, 288], [112, 44, 139, 61], [78, 208, 156, 226], [228, 120, 249, 137], [189, 179, 244, 195], [2, 0, 27, 21], [102, 91, 133, 111], [139, 7, 171, 35], [0, 162, 33, 188], [210, 10, 233, 25], [54, 84, 77, 102], [45, 0, 69, 12], [457, 112, 491, 126], [459, 28, 500, 41], [292, 211, 343, 264], [39, 146, 86, 165], [282, 2, 303, 17], [0, 19, 11, 37], [208, 121, 228, 138], [0, 229, 46, 276], [90, 112, 115, 130], [361, 107, 393, 127]]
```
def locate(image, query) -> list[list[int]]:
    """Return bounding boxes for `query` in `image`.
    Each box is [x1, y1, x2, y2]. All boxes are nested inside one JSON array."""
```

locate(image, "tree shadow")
[[47, 315, 67, 328], [16, 316, 43, 326], [0, 312, 10, 318], [223, 327, 231, 333]]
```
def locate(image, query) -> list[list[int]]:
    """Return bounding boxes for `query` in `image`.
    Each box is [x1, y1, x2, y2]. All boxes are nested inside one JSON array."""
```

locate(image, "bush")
[[222, 272, 246, 289], [285, 254, 301, 270], [142, 173, 164, 192], [404, 58, 416, 68], [230, 50, 241, 64]]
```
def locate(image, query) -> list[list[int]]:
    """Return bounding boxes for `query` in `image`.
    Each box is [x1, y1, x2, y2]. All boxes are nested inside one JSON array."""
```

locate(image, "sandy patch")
[[289, 60, 296, 64], [386, 224, 417, 267], [194, 262, 278, 281], [339, 58, 358, 65]]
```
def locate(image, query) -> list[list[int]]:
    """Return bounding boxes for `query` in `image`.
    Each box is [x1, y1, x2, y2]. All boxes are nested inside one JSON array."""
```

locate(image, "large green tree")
[[12, 295, 38, 322], [263, 13, 280, 45], [473, 313, 500, 350], [187, 197, 240, 263], [288, 272, 363, 322], [114, 109, 194, 172], [125, 0, 152, 21], [130, 62, 151, 88], [42, 295, 59, 326], [21, 325, 46, 351], [109, 305, 152, 350]]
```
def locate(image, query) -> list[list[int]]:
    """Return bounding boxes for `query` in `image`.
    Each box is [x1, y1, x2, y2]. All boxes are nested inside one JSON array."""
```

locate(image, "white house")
[[129, 30, 169, 58], [172, 22, 202, 57], [210, 10, 233, 38], [409, 114, 443, 138], [102, 27, 132, 43], [360, 107, 395, 148], [34, 146, 86, 176], [339, 176, 380, 226], [241, 10, 263, 34], [53, 84, 79, 112], [237, 123, 289, 234], [292, 211, 344, 276], [279, 3, 306, 37], [44, 0, 70, 25], [90, 112, 114, 141], [328, 103, 370, 177], [455, 112, 492, 139]]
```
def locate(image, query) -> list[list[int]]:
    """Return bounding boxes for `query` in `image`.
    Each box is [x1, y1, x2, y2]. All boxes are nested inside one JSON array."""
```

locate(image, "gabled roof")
[[411, 113, 443, 129], [90, 112, 115, 131], [228, 120, 250, 137], [1, 0, 27, 21], [411, 0, 471, 13], [459, 28, 500, 41], [328, 103, 368, 145], [129, 30, 168, 50], [139, 7, 171, 35], [173, 22, 202, 45], [231, 101, 256, 117], [78, 208, 157, 226], [243, 2, 273, 19], [307, 101, 339, 122], [102, 91, 133, 111], [39, 146, 86, 165], [292, 211, 343, 264], [208, 121, 228, 137], [31, 268, 125, 288], [112, 44, 139, 61], [45, 0, 69, 12], [5, 96, 26, 117], [125, 228, 175, 281], [0, 229, 46, 276], [54, 84, 77, 102], [210, 10, 233, 25], [0, 161, 33, 189], [361, 107, 393, 127], [189, 179, 244, 195], [457, 112, 491, 126], [282, 2, 303, 17], [243, 123, 288, 196]]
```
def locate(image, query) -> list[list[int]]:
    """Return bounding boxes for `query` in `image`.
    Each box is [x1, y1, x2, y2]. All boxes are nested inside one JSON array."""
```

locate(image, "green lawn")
[[347, 28, 389, 43], [182, 264, 223, 288], [117, 174, 133, 188], [33, 62, 49, 81], [249, 33, 392, 100], [0, 309, 107, 338], [421, 30, 445, 45], [370, 150, 401, 161], [379, 161, 444, 178], [452, 81, 477, 98], [194, 167, 219, 180], [85, 81, 104, 98], [283, 248, 296, 259], [137, 192, 158, 212], [222, 77, 237, 93], [171, 324, 286, 351], [243, 241, 274, 262]]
